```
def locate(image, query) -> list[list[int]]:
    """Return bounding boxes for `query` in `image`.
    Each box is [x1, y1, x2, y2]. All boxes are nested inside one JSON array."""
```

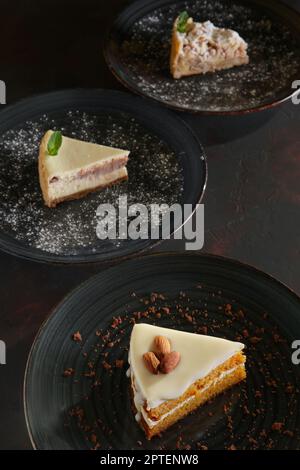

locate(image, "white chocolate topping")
[[43, 130, 129, 179]]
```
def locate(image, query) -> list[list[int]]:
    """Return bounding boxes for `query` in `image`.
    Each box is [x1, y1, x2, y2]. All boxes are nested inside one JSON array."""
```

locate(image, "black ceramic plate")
[[104, 0, 300, 114], [24, 253, 300, 450], [0, 89, 206, 263]]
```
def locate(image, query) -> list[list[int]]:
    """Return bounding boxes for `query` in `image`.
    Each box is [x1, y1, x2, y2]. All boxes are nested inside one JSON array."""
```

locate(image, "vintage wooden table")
[[0, 0, 299, 449]]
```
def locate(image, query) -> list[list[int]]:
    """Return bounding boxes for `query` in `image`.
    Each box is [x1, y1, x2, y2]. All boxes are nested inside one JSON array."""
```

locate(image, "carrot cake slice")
[[170, 12, 249, 79], [39, 130, 129, 207], [128, 323, 246, 439]]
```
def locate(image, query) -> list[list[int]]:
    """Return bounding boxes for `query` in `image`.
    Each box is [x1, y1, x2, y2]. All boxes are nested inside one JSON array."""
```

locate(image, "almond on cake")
[[170, 12, 249, 79], [39, 130, 129, 208], [128, 323, 246, 439]]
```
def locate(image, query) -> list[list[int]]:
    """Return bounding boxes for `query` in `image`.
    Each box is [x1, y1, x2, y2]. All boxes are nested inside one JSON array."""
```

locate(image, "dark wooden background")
[[0, 0, 299, 449]]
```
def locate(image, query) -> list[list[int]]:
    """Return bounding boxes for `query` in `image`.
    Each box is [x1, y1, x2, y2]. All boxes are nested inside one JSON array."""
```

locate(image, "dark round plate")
[[104, 0, 300, 114], [0, 89, 206, 263], [24, 253, 300, 450]]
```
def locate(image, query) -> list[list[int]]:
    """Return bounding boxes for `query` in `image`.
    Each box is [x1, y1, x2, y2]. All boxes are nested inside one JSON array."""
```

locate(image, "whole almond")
[[159, 351, 181, 374], [143, 351, 160, 374], [154, 335, 171, 356]]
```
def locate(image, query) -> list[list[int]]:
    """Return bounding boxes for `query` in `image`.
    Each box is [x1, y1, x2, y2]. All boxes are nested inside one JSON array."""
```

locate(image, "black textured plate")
[[0, 89, 206, 263], [24, 253, 300, 450], [104, 0, 300, 114]]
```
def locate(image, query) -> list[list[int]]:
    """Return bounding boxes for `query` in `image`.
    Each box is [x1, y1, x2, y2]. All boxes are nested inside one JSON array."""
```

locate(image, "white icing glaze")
[[128, 324, 244, 409]]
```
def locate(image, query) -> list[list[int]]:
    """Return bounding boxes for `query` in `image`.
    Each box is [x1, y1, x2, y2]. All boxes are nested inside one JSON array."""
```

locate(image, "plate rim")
[[103, 0, 300, 116], [23, 251, 300, 450], [0, 88, 207, 265]]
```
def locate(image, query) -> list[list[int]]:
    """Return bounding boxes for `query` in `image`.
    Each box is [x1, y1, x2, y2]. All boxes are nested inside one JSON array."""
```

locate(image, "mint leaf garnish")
[[177, 11, 189, 33], [47, 131, 62, 156]]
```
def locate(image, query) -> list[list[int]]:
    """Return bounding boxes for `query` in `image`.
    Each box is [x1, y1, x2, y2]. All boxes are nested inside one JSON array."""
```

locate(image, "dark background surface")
[[0, 0, 299, 449]]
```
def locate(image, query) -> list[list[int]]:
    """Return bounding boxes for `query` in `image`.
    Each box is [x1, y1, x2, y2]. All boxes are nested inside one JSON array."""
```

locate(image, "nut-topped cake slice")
[[170, 12, 249, 79], [128, 323, 246, 439], [39, 130, 129, 207]]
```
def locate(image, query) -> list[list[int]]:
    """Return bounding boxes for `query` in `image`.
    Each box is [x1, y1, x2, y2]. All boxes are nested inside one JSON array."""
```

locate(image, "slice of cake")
[[128, 323, 246, 439], [170, 12, 249, 79], [39, 130, 129, 207]]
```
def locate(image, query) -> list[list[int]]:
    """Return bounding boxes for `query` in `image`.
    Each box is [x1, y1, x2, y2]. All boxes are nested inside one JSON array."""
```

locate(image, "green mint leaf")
[[47, 131, 62, 156], [177, 11, 189, 33]]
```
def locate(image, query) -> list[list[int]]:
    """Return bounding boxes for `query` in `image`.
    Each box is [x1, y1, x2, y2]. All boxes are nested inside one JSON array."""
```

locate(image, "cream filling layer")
[[48, 167, 127, 200], [137, 365, 242, 429]]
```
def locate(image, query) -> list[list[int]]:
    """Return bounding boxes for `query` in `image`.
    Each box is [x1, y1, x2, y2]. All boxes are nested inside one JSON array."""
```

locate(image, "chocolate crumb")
[[197, 443, 208, 450], [72, 331, 82, 342], [285, 384, 294, 394], [227, 444, 237, 450], [271, 422, 284, 432], [90, 433, 98, 445], [225, 304, 232, 315], [185, 313, 193, 323], [237, 309, 245, 319], [248, 437, 258, 445], [162, 307, 170, 315], [283, 430, 294, 437], [111, 316, 122, 329], [103, 361, 112, 371], [84, 370, 96, 378], [63, 368, 75, 377], [115, 359, 124, 369]]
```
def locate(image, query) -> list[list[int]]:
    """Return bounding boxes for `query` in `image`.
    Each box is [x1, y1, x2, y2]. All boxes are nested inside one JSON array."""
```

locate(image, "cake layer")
[[174, 56, 248, 79], [46, 167, 128, 207], [145, 351, 245, 419], [139, 360, 246, 439]]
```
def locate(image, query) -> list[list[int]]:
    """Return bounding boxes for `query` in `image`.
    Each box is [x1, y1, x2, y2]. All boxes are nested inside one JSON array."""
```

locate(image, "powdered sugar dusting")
[[0, 111, 183, 257], [116, 0, 300, 112]]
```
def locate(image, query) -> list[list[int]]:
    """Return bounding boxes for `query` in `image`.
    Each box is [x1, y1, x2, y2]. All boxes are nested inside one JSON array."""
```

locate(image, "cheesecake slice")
[[170, 13, 249, 79], [128, 323, 246, 439], [39, 131, 129, 207]]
